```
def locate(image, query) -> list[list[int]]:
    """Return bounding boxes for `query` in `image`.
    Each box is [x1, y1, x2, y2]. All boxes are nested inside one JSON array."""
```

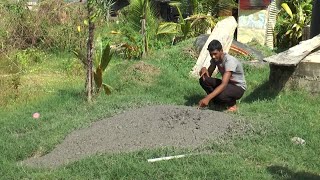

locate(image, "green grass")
[[1, 39, 320, 179], [246, 40, 276, 57]]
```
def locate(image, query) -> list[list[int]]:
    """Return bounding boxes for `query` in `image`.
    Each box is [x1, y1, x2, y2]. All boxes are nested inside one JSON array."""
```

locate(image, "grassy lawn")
[[1, 39, 320, 179]]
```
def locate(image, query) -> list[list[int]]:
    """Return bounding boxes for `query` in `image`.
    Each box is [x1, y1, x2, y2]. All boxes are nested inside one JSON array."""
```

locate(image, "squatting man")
[[198, 40, 246, 112]]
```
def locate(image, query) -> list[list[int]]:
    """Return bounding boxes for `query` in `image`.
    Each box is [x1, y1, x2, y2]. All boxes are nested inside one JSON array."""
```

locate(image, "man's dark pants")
[[199, 76, 244, 106]]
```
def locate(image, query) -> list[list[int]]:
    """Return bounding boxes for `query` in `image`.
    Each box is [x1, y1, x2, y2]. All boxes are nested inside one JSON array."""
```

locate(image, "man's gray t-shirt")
[[210, 53, 247, 90]]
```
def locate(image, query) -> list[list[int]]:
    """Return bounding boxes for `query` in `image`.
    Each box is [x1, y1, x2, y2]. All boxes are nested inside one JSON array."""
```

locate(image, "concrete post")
[[311, 0, 320, 37]]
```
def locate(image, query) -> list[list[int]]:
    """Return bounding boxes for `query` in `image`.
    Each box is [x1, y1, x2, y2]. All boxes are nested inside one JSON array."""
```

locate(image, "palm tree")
[[122, 0, 157, 57]]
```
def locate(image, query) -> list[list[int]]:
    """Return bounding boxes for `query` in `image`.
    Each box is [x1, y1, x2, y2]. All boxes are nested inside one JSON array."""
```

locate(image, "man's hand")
[[199, 97, 210, 107], [199, 67, 209, 80]]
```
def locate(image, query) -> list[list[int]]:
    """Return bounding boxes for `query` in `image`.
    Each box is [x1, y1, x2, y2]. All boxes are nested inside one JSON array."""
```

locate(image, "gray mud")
[[21, 105, 234, 168]]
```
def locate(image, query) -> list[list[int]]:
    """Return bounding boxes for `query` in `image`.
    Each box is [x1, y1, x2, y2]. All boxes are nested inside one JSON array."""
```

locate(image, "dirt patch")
[[122, 61, 160, 86], [21, 105, 235, 168]]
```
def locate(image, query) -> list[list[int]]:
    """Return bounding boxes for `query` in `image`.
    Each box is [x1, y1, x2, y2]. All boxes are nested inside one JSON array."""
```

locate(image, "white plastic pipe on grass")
[[147, 154, 189, 163]]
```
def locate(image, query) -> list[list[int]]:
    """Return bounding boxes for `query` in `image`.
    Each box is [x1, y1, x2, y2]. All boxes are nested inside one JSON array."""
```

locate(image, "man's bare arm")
[[208, 64, 216, 77], [199, 64, 216, 78]]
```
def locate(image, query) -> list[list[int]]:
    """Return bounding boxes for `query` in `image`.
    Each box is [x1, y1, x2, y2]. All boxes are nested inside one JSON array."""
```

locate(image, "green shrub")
[[274, 0, 312, 49], [11, 48, 46, 72]]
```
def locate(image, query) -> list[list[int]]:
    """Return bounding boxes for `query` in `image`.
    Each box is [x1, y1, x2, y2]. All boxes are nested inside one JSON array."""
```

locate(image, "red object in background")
[[240, 0, 272, 10]]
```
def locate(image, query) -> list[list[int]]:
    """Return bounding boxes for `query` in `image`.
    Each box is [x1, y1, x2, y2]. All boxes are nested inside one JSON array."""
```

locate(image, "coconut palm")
[[120, 0, 158, 57]]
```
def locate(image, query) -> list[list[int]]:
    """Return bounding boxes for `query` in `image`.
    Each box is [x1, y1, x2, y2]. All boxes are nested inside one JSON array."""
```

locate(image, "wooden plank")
[[263, 34, 320, 66], [190, 16, 237, 77], [302, 49, 320, 63]]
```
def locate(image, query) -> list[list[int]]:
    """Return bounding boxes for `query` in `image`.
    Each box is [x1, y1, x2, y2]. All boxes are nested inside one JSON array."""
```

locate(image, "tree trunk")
[[86, 1, 95, 102], [141, 18, 147, 57], [311, 0, 320, 38], [141, 0, 147, 58]]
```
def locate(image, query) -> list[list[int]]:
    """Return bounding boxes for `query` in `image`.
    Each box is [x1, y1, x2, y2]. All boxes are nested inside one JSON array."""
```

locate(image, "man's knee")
[[199, 76, 211, 86], [215, 91, 230, 102], [199, 77, 206, 86]]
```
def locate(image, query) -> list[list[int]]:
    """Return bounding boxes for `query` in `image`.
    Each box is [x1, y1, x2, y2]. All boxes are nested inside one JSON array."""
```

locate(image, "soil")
[[21, 105, 235, 168], [121, 61, 160, 86]]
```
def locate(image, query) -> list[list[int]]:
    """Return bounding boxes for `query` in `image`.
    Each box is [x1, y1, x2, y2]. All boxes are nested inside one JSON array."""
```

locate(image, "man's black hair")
[[207, 40, 222, 52]]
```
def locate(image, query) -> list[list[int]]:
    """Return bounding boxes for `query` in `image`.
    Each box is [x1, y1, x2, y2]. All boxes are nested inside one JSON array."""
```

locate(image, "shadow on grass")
[[242, 81, 282, 103], [184, 94, 203, 106], [243, 64, 297, 103], [56, 89, 86, 101], [267, 165, 320, 180]]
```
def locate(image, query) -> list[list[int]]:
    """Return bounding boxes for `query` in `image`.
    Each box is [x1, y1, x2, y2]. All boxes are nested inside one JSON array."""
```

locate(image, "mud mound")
[[21, 105, 234, 168], [122, 61, 160, 86]]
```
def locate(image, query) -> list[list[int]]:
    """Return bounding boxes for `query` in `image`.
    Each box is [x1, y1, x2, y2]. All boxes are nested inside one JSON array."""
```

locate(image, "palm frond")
[[157, 22, 180, 35]]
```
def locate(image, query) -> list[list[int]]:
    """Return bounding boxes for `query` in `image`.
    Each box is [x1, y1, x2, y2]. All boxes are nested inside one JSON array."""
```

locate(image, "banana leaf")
[[101, 44, 113, 72], [281, 3, 293, 19], [72, 49, 87, 66], [94, 36, 103, 69], [93, 67, 103, 92]]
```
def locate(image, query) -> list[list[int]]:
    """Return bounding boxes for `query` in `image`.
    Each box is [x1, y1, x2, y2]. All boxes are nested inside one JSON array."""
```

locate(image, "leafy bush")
[[14, 48, 47, 72], [110, 27, 144, 59], [0, 0, 87, 52], [274, 0, 312, 49]]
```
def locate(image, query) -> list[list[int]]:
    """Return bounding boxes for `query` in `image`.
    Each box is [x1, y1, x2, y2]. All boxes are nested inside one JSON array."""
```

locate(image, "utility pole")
[[310, 0, 320, 37]]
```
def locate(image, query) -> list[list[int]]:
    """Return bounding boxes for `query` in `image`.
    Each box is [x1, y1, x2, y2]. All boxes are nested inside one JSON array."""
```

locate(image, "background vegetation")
[[0, 0, 319, 179], [274, 0, 313, 49]]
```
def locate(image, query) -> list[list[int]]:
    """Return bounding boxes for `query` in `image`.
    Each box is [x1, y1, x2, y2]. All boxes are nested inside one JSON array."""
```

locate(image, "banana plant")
[[93, 37, 113, 95], [73, 37, 113, 95]]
